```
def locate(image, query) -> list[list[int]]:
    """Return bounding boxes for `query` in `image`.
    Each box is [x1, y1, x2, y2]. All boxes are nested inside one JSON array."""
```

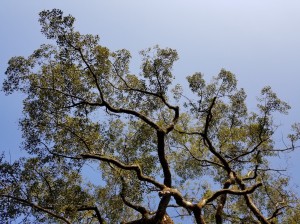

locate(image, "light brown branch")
[[205, 182, 262, 204], [234, 175, 271, 224]]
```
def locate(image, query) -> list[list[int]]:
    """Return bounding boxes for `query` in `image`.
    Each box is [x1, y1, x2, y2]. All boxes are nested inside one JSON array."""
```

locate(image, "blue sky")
[[1, 0, 300, 195]]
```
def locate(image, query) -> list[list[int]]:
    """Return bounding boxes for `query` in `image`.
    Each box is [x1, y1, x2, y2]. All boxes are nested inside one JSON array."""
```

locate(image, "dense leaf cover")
[[1, 9, 300, 223]]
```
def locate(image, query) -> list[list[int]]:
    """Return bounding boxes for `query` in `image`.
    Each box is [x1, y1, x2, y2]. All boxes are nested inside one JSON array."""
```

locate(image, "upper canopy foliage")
[[1, 9, 300, 224]]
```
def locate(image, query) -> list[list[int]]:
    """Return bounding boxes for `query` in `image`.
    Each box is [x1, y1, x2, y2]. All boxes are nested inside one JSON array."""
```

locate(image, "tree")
[[1, 9, 300, 224]]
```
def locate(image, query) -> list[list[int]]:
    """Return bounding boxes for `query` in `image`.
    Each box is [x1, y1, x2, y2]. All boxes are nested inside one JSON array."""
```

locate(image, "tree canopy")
[[1, 9, 300, 224]]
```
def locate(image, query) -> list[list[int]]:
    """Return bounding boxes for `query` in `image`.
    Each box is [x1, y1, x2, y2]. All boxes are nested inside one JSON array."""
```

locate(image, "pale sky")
[[1, 0, 300, 193]]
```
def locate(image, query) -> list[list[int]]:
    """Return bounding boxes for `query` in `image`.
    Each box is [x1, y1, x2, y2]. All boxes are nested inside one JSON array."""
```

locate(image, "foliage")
[[1, 9, 300, 224]]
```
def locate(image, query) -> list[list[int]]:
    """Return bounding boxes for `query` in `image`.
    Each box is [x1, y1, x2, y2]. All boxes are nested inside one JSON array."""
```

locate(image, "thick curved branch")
[[81, 153, 164, 189], [205, 182, 262, 204], [159, 187, 194, 210], [67, 93, 165, 133], [120, 179, 151, 218], [101, 100, 162, 131], [166, 105, 179, 134], [150, 131, 173, 222], [120, 193, 150, 218], [192, 207, 206, 224], [234, 176, 271, 224], [0, 194, 71, 224], [243, 194, 270, 224], [215, 178, 234, 224], [158, 182, 262, 212], [157, 131, 172, 187], [153, 195, 172, 223]]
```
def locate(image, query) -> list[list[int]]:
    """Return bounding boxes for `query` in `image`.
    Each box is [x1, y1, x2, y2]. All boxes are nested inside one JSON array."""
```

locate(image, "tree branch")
[[153, 195, 172, 223], [234, 175, 271, 224], [66, 40, 163, 132], [267, 206, 285, 221], [120, 179, 151, 218], [157, 131, 172, 187], [0, 194, 71, 224], [201, 97, 232, 173], [77, 206, 104, 224], [101, 100, 162, 131], [120, 193, 150, 218], [205, 182, 262, 204], [159, 187, 194, 210], [215, 178, 234, 224], [81, 153, 164, 189]]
